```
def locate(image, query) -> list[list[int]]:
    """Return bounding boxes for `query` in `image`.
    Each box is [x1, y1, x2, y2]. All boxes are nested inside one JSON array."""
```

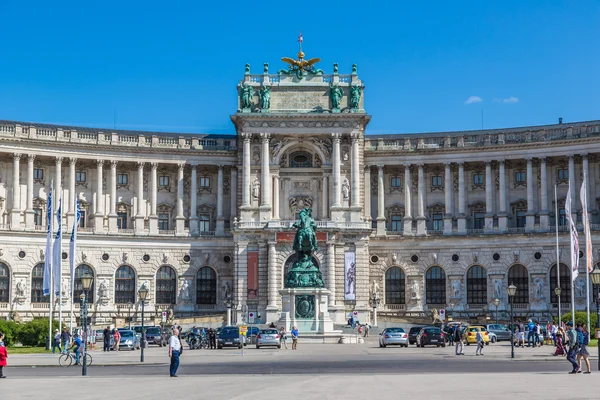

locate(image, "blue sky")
[[1, 1, 598, 135]]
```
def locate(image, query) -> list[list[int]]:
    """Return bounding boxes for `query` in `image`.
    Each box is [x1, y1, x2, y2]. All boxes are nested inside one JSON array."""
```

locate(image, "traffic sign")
[[248, 312, 255, 323], [240, 326, 248, 336], [161, 311, 167, 323]]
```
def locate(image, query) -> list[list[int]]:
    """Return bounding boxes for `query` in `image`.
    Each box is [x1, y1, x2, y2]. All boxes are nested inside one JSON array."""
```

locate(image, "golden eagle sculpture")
[[278, 50, 324, 80]]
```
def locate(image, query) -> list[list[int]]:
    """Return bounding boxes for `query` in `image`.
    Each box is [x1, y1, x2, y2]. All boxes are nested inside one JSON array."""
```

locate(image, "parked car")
[[408, 326, 423, 345], [145, 326, 166, 346], [486, 324, 512, 342], [488, 332, 497, 343], [245, 326, 260, 345], [416, 326, 445, 347], [217, 326, 242, 349], [256, 329, 281, 349], [117, 329, 141, 351], [378, 327, 408, 348], [462, 325, 490, 345]]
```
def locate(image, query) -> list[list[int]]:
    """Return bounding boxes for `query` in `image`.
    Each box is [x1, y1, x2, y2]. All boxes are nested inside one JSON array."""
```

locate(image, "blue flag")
[[43, 187, 53, 296]]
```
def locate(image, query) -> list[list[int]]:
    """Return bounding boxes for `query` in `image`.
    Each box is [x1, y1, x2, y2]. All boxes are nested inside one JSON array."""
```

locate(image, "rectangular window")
[[514, 171, 526, 183], [473, 173, 484, 186], [199, 177, 210, 187], [559, 208, 567, 226], [76, 171, 86, 183], [391, 177, 402, 188], [474, 212, 485, 229], [558, 168, 568, 181], [33, 209, 42, 226], [33, 168, 44, 180], [391, 215, 402, 232], [158, 213, 169, 231], [431, 175, 442, 187], [516, 210, 526, 228], [432, 212, 443, 231], [117, 213, 128, 229], [79, 210, 86, 228], [199, 215, 210, 231], [159, 176, 170, 187], [117, 174, 128, 185]]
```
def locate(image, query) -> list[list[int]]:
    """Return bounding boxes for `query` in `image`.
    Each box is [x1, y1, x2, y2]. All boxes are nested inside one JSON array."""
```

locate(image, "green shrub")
[[558, 311, 598, 329], [0, 320, 22, 346], [17, 319, 59, 347]]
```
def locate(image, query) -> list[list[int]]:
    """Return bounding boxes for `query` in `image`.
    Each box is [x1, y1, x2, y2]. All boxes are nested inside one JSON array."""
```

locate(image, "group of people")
[[274, 325, 298, 350], [451, 323, 485, 356], [102, 326, 121, 352], [561, 322, 592, 374], [51, 327, 73, 354]]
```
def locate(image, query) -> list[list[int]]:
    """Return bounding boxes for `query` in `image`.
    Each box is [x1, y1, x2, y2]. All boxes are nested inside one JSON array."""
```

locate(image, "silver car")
[[486, 324, 512, 342], [379, 327, 408, 348], [256, 329, 281, 349], [118, 329, 141, 351]]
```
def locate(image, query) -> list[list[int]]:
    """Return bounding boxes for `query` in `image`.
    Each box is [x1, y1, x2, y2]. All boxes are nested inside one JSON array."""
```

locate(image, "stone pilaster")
[[25, 154, 35, 230], [108, 160, 118, 234], [135, 162, 145, 234], [484, 161, 494, 232], [376, 165, 386, 236], [443, 162, 453, 235], [416, 163, 426, 236], [526, 157, 535, 232], [11, 153, 22, 229], [498, 159, 508, 232], [217, 165, 225, 234], [94, 159, 104, 233], [539, 157, 549, 229], [175, 163, 185, 236], [149, 162, 158, 234], [457, 162, 466, 234], [403, 163, 413, 235]]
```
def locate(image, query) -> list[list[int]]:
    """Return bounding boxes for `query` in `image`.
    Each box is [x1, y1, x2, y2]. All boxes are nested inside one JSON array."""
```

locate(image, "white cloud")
[[465, 96, 483, 105], [502, 96, 519, 104]]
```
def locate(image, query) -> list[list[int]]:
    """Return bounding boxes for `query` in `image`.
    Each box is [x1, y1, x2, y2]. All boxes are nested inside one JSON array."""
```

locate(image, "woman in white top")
[[168, 328, 181, 377]]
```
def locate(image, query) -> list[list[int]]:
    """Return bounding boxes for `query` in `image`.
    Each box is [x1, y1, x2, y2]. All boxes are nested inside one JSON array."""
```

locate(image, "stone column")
[[217, 165, 225, 234], [175, 163, 185, 235], [484, 161, 494, 231], [443, 162, 453, 235], [332, 133, 342, 207], [457, 162, 466, 234], [55, 157, 62, 216], [266, 241, 278, 319], [351, 133, 360, 208], [272, 174, 280, 220], [10, 153, 22, 229], [230, 166, 238, 220], [403, 163, 413, 235], [108, 160, 118, 233], [568, 155, 577, 224], [321, 175, 328, 219], [416, 164, 426, 236], [93, 160, 104, 233], [539, 158, 550, 229], [582, 154, 590, 211], [25, 154, 35, 230], [525, 158, 535, 231], [376, 165, 386, 236], [242, 133, 251, 207], [135, 162, 145, 234], [149, 162, 158, 234], [498, 160, 508, 232], [260, 133, 271, 210], [189, 165, 198, 235], [327, 241, 336, 308], [67, 157, 77, 229], [363, 166, 371, 220]]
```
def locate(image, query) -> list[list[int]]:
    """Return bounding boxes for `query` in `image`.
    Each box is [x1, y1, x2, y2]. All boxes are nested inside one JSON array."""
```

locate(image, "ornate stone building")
[[0, 56, 598, 326]]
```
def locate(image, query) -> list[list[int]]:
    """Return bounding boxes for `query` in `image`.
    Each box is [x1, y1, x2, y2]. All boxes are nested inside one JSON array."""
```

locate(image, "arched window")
[[73, 265, 94, 303], [508, 264, 529, 304], [156, 266, 176, 304], [0, 263, 9, 303], [115, 265, 136, 304], [425, 266, 446, 304], [467, 265, 487, 304], [31, 263, 48, 303], [196, 267, 217, 305], [550, 263, 570, 304], [385, 267, 405, 305]]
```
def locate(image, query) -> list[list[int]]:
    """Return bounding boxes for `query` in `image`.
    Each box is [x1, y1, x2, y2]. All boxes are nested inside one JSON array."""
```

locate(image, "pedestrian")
[[60, 327, 71, 353], [113, 328, 121, 351], [527, 319, 536, 347], [554, 332, 566, 356], [364, 324, 369, 338], [279, 326, 288, 349], [52, 329, 62, 354], [358, 324, 364, 336], [565, 322, 580, 374], [551, 322, 558, 346], [291, 326, 299, 350], [454, 323, 464, 355], [70, 333, 83, 365], [209, 328, 217, 349], [0, 332, 8, 378], [516, 328, 525, 348], [103, 326, 111, 352], [349, 316, 355, 329], [576, 323, 591, 374], [535, 322, 542, 347], [475, 328, 484, 356], [168, 327, 182, 377]]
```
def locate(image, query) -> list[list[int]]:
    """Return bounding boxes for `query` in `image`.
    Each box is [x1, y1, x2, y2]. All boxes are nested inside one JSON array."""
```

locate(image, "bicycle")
[[58, 349, 93, 367]]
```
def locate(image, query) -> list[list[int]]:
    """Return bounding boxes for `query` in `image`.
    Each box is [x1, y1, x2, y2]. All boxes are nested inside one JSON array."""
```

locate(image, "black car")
[[408, 326, 423, 345], [416, 326, 446, 348], [217, 326, 242, 349]]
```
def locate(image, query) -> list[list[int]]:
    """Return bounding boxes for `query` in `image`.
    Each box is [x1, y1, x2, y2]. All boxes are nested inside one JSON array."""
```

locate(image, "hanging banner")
[[247, 251, 258, 299], [344, 251, 356, 300]]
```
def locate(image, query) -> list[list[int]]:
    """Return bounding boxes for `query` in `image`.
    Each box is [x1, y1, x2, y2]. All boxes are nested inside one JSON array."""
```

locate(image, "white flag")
[[580, 181, 593, 273], [69, 197, 82, 296], [43, 186, 53, 296], [565, 186, 579, 281], [52, 198, 62, 296]]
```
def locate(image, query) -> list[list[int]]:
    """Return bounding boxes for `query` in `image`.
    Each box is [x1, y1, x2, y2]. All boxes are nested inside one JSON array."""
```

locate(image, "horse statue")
[[285, 207, 325, 288], [292, 208, 318, 256]]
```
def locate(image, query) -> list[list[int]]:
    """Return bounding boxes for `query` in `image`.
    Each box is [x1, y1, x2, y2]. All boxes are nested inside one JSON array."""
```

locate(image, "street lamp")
[[79, 273, 93, 376], [493, 298, 500, 324], [138, 285, 149, 363], [589, 265, 600, 371], [507, 283, 517, 359], [554, 287, 562, 326], [371, 292, 380, 327]]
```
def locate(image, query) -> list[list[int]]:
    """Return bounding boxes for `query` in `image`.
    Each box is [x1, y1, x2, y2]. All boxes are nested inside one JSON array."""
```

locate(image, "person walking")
[[454, 323, 464, 355], [168, 327, 182, 377], [291, 326, 299, 350], [60, 327, 71, 354], [0, 333, 8, 378], [535, 322, 542, 347], [113, 329, 121, 351], [576, 323, 591, 374], [364, 324, 369, 338], [52, 329, 62, 354], [103, 326, 111, 352], [475, 328, 484, 356], [279, 327, 288, 350], [565, 322, 580, 374]]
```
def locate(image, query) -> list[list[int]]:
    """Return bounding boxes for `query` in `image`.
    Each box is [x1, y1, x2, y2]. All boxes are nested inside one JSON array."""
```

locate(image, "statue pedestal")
[[278, 288, 340, 340]]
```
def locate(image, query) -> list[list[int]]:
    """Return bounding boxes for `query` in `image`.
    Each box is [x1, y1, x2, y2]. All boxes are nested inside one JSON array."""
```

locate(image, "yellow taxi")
[[462, 325, 490, 345]]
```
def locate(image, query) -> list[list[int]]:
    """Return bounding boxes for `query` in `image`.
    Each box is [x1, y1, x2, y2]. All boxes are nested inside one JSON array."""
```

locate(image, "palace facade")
[[0, 60, 598, 326]]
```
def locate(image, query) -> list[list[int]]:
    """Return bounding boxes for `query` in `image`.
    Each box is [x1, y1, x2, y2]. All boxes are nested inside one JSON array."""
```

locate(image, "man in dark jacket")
[[103, 326, 111, 352], [208, 328, 217, 349], [454, 323, 464, 355]]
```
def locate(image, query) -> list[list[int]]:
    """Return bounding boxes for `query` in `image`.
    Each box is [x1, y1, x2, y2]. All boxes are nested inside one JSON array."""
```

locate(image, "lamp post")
[[493, 298, 500, 324], [554, 287, 562, 326], [225, 296, 233, 326], [79, 273, 93, 376], [127, 301, 133, 330], [138, 286, 149, 363], [371, 292, 380, 327], [507, 283, 517, 359], [589, 266, 600, 371]]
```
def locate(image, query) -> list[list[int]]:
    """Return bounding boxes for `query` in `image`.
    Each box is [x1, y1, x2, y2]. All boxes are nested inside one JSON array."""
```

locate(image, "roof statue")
[[278, 33, 324, 80]]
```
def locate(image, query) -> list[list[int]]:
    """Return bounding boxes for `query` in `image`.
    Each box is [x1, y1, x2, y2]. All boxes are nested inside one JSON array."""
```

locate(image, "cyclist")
[[70, 333, 83, 365]]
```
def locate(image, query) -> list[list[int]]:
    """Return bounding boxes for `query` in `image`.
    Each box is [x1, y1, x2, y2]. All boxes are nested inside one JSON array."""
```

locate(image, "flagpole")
[[48, 180, 54, 350], [555, 184, 561, 325], [581, 177, 591, 331], [568, 181, 576, 327], [58, 194, 63, 336]]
